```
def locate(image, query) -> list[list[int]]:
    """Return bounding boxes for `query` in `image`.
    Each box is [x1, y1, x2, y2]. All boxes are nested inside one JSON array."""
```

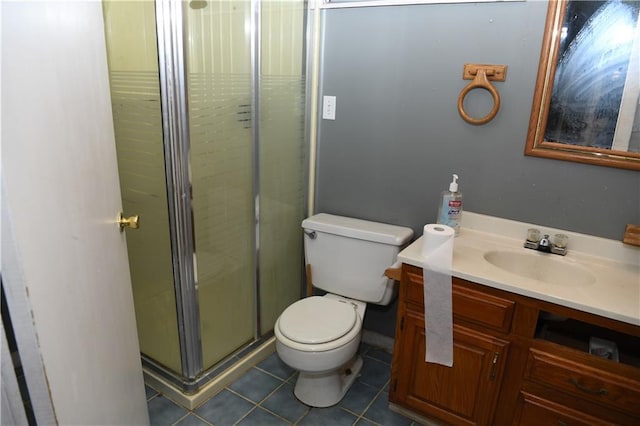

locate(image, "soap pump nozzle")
[[449, 174, 459, 192]]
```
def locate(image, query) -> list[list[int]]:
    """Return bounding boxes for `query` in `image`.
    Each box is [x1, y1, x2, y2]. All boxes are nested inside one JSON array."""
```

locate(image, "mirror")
[[525, 0, 640, 171]]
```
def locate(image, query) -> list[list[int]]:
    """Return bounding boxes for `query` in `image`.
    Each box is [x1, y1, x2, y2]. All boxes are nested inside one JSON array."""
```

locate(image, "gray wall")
[[314, 1, 640, 337]]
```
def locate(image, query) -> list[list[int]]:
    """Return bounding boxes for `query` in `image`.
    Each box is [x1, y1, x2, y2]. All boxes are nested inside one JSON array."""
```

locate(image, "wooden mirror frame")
[[525, 0, 640, 171]]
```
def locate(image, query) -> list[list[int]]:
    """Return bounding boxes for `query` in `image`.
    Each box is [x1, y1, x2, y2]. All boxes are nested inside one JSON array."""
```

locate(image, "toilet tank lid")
[[302, 214, 413, 246]]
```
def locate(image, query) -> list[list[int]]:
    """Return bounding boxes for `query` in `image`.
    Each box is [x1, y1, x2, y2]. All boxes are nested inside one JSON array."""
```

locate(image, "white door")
[[1, 1, 149, 424]]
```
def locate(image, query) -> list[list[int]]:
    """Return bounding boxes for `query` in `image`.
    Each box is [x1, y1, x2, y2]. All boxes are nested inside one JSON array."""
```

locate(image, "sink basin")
[[483, 250, 596, 286]]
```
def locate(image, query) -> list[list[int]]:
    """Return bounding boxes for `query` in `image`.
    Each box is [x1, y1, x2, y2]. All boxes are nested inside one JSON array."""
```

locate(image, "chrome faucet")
[[538, 234, 551, 252], [524, 229, 568, 256]]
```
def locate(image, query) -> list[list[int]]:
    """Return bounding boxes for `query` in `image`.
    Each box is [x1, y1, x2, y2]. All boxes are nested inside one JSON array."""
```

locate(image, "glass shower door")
[[105, 0, 308, 380], [186, 0, 307, 368], [103, 0, 182, 374], [186, 0, 256, 368], [258, 0, 307, 334]]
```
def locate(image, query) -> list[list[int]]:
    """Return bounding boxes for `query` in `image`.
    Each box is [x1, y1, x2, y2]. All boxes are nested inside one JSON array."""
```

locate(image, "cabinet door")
[[391, 311, 509, 426]]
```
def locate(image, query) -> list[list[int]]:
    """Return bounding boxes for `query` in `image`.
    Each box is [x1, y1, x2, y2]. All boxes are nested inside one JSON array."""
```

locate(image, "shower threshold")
[[143, 334, 276, 410]]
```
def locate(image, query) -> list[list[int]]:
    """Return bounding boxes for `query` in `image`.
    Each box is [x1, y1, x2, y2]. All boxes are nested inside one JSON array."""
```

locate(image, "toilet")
[[274, 213, 413, 407]]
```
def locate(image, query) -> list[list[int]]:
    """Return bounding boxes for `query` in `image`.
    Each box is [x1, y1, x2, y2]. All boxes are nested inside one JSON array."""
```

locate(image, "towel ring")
[[457, 69, 500, 125]]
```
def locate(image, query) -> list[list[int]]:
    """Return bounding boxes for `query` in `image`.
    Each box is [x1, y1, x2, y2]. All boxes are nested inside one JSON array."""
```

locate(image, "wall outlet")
[[322, 95, 336, 120]]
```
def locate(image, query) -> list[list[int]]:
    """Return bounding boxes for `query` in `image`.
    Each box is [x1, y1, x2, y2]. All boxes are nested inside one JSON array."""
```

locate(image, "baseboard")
[[144, 337, 276, 410]]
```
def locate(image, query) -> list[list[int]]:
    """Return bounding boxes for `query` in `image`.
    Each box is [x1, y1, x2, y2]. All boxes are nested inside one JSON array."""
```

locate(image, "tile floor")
[[146, 343, 422, 426]]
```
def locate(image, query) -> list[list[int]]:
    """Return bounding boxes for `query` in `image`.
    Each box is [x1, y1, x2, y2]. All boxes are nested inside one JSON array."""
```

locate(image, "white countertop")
[[397, 212, 640, 326]]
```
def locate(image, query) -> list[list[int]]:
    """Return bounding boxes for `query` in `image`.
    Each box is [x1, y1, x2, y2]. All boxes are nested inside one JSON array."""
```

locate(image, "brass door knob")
[[118, 212, 140, 232]]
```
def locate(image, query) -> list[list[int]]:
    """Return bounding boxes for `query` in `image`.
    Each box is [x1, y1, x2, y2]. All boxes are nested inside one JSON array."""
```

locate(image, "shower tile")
[[363, 392, 412, 426], [236, 407, 288, 426], [147, 395, 188, 426], [194, 389, 253, 425], [228, 368, 283, 403], [358, 357, 391, 390], [257, 352, 295, 381], [338, 380, 379, 415], [297, 406, 358, 426], [261, 382, 310, 423]]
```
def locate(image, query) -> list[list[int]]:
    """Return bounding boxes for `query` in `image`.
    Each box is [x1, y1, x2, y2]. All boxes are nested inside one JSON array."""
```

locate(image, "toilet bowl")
[[274, 295, 366, 407], [274, 213, 413, 408]]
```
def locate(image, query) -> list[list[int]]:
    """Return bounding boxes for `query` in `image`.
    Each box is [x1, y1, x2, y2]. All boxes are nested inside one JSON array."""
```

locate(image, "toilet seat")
[[275, 296, 362, 352], [278, 296, 357, 344]]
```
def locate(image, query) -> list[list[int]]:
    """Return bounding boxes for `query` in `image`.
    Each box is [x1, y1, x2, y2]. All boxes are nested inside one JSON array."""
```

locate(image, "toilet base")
[[293, 355, 363, 408]]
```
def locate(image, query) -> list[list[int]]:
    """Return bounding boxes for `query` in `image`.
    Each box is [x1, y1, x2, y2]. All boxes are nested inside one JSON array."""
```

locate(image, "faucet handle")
[[526, 228, 541, 242], [553, 233, 569, 248]]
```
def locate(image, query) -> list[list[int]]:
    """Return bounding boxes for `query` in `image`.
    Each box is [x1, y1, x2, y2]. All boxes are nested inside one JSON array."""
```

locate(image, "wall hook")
[[457, 64, 507, 125]]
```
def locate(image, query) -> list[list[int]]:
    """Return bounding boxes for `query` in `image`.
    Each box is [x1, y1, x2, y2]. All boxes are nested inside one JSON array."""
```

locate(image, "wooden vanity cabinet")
[[390, 263, 640, 425], [391, 313, 509, 425], [389, 264, 514, 425]]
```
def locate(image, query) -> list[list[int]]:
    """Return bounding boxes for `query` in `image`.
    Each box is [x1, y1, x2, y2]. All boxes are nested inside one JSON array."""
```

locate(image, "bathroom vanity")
[[388, 213, 640, 425]]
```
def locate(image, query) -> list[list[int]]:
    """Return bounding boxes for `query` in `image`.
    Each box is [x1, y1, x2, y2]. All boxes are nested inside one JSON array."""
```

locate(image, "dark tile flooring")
[[146, 343, 421, 426]]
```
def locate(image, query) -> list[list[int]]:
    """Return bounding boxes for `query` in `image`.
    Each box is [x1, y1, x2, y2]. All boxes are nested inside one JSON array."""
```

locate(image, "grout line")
[[228, 387, 300, 426], [285, 372, 299, 384], [362, 355, 390, 366], [356, 379, 389, 426], [261, 376, 287, 404], [253, 365, 293, 383], [363, 350, 393, 365], [191, 412, 215, 426], [257, 403, 299, 425], [170, 411, 191, 426], [225, 386, 262, 405], [356, 379, 382, 393], [253, 379, 308, 424], [146, 393, 161, 403], [232, 405, 258, 426], [292, 405, 312, 425]]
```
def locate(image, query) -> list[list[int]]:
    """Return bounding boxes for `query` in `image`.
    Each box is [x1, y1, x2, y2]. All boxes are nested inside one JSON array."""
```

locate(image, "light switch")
[[322, 95, 336, 120]]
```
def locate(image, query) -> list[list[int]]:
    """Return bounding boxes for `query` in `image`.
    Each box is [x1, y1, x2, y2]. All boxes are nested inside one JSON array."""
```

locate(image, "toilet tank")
[[302, 214, 414, 305]]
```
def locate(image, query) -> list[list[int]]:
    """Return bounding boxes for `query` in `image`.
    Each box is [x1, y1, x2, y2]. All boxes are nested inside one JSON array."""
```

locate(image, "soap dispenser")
[[437, 174, 463, 235]]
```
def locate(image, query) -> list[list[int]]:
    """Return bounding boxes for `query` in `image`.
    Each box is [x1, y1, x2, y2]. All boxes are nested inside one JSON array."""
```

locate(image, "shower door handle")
[[118, 212, 140, 232]]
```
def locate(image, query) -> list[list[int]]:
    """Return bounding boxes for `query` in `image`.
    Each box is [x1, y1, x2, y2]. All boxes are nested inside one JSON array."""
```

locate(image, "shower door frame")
[[144, 0, 310, 392], [155, 0, 202, 383]]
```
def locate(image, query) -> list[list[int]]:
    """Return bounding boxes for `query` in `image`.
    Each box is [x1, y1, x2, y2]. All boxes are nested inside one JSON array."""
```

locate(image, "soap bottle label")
[[439, 197, 462, 233], [447, 200, 462, 218]]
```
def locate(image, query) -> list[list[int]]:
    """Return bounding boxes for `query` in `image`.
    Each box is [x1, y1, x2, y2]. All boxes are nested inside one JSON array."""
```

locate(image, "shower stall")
[[102, 0, 309, 393]]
